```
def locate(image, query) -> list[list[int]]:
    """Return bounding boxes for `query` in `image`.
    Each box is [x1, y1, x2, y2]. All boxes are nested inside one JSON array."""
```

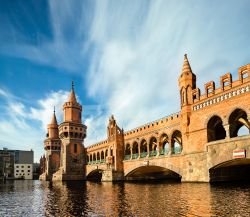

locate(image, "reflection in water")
[[0, 180, 250, 216]]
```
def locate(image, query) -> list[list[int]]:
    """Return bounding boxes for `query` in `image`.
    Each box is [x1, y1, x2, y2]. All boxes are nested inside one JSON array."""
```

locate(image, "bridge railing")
[[123, 147, 182, 161], [149, 150, 157, 157], [160, 149, 169, 155], [87, 159, 106, 165], [132, 153, 139, 159], [140, 152, 147, 158], [124, 155, 131, 160], [173, 146, 182, 154]]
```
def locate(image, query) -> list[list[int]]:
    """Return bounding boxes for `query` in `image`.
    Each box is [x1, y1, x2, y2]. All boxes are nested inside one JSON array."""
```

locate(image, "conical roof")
[[181, 54, 193, 75], [68, 81, 77, 103], [50, 107, 58, 125]]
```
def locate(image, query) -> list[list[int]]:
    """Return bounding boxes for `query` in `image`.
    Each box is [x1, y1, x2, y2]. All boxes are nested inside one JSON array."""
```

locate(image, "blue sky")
[[0, 0, 250, 162]]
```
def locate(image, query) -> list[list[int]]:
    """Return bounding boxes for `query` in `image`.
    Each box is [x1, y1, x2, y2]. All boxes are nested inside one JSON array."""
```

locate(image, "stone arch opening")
[[229, 109, 249, 138], [93, 153, 96, 161], [105, 149, 108, 158], [86, 169, 103, 181], [149, 137, 157, 157], [97, 152, 100, 161], [140, 139, 147, 158], [207, 115, 226, 142], [125, 165, 181, 181], [160, 133, 169, 155], [124, 143, 131, 160], [101, 151, 104, 161], [172, 130, 182, 154], [209, 159, 250, 182], [90, 154, 92, 162], [132, 142, 139, 159]]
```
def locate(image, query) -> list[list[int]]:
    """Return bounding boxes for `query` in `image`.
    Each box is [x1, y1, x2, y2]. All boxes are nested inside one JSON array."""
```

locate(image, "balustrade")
[[140, 152, 147, 158], [124, 155, 131, 160]]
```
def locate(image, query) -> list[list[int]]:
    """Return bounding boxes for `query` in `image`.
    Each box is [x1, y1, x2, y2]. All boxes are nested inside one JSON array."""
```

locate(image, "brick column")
[[157, 142, 161, 156], [147, 143, 149, 157], [138, 143, 141, 158], [168, 139, 173, 155], [224, 124, 230, 138]]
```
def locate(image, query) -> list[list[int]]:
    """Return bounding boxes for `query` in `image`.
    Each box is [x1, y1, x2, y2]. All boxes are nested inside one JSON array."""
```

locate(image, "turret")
[[63, 81, 82, 123], [178, 54, 196, 107], [47, 107, 59, 139], [44, 109, 60, 151]]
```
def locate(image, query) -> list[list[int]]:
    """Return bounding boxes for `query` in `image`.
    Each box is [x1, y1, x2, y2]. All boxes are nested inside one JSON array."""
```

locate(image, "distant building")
[[0, 148, 34, 180], [0, 148, 14, 179]]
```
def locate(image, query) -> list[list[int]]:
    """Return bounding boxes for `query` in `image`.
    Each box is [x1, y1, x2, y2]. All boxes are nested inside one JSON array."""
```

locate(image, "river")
[[0, 180, 250, 216]]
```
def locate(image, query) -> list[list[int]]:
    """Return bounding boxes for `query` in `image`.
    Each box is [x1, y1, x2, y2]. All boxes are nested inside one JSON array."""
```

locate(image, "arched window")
[[97, 152, 100, 161], [132, 142, 139, 159], [149, 137, 157, 157], [229, 109, 249, 138], [172, 130, 182, 154], [101, 151, 104, 160], [140, 139, 147, 158], [207, 116, 226, 142], [124, 144, 131, 160], [160, 133, 169, 155]]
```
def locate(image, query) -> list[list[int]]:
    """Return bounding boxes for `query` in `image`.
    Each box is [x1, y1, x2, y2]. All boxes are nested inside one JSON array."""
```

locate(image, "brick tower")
[[52, 82, 87, 181], [102, 115, 124, 181], [178, 54, 197, 153], [40, 108, 61, 181]]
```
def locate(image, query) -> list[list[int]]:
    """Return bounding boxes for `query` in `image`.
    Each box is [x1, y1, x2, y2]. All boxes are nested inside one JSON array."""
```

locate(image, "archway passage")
[[207, 116, 226, 142], [125, 166, 181, 181], [86, 169, 103, 181], [229, 109, 250, 138], [209, 159, 250, 182]]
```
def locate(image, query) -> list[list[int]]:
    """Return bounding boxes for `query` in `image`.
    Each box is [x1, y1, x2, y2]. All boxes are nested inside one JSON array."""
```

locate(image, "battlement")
[[192, 63, 250, 110], [87, 139, 109, 151], [124, 112, 180, 139]]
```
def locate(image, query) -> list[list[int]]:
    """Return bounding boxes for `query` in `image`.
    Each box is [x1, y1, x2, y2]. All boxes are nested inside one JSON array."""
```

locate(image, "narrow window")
[[74, 144, 77, 153]]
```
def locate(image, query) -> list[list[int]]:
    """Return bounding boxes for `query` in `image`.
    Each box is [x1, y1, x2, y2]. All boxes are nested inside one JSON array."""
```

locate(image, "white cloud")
[[0, 88, 70, 162], [30, 90, 70, 130], [85, 0, 250, 137], [1, 0, 250, 152]]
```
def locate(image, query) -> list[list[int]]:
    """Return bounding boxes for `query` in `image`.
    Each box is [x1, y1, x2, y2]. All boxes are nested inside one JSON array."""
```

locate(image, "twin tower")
[[40, 82, 87, 181]]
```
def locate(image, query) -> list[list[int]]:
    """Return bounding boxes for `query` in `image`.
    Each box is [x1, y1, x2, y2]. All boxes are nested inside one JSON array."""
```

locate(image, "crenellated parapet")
[[192, 63, 250, 111]]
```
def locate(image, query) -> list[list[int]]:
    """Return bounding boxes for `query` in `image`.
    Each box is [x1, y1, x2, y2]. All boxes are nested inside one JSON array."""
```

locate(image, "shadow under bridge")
[[125, 165, 181, 181]]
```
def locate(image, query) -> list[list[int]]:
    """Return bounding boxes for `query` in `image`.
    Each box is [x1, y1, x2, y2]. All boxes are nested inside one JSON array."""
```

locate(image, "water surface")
[[0, 180, 250, 216]]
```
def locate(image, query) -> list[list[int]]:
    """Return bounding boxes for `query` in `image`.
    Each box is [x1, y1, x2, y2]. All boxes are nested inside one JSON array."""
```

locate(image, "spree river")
[[0, 180, 250, 217]]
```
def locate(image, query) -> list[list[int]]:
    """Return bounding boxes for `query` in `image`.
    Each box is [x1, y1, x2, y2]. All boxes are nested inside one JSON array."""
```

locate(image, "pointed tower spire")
[[68, 81, 77, 103], [181, 54, 193, 75], [50, 106, 58, 125]]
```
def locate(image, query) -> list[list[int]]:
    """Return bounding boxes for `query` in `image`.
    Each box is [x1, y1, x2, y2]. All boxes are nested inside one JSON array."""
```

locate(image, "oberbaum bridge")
[[40, 55, 250, 182]]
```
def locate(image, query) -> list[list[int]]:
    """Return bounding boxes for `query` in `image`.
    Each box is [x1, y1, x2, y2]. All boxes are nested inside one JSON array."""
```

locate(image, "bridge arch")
[[86, 168, 104, 181], [124, 162, 182, 181], [209, 158, 250, 182]]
